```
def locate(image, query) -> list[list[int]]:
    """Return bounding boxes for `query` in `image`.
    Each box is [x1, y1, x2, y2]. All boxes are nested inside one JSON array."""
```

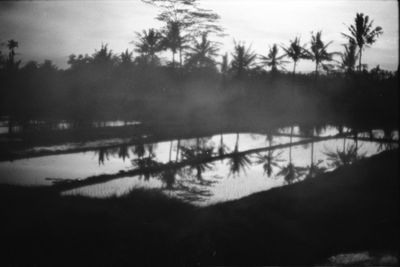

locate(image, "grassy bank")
[[0, 149, 398, 266]]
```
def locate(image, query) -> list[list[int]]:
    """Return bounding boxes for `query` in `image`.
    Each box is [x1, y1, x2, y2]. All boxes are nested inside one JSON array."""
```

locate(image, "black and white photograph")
[[0, 0, 398, 265]]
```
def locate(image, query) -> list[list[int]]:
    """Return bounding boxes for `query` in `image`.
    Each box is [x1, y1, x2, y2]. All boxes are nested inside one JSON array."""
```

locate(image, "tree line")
[[0, 0, 397, 133]]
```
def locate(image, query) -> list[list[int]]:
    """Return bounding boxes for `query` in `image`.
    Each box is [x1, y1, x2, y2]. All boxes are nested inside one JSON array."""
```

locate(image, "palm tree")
[[230, 40, 257, 79], [220, 53, 228, 75], [133, 28, 164, 64], [162, 21, 189, 67], [259, 44, 288, 73], [7, 39, 18, 62], [281, 37, 309, 74], [342, 13, 383, 71], [120, 49, 133, 66], [185, 33, 219, 69], [308, 31, 337, 75], [340, 38, 358, 73]]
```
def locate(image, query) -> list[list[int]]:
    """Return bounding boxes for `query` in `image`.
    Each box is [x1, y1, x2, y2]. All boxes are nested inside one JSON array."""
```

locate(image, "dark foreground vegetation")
[[1, 149, 398, 266]]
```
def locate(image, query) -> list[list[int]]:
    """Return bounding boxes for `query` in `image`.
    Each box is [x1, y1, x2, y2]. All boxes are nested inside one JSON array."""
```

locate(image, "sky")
[[0, 0, 398, 72]]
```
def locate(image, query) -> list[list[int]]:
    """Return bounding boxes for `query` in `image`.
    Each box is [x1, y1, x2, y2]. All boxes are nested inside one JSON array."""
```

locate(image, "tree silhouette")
[[162, 21, 188, 67], [120, 49, 133, 65], [259, 44, 288, 73], [133, 29, 164, 65], [185, 33, 219, 69], [230, 41, 257, 79], [281, 37, 308, 74], [308, 31, 337, 75], [340, 38, 358, 73], [342, 13, 383, 71]]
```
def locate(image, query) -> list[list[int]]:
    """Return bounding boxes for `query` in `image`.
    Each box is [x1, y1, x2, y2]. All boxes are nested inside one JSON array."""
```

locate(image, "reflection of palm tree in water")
[[255, 150, 284, 178], [255, 130, 283, 177], [218, 133, 229, 157], [324, 143, 365, 168], [278, 126, 306, 184], [228, 133, 252, 177], [306, 139, 326, 179], [298, 123, 328, 179], [176, 139, 181, 161], [180, 140, 214, 182], [131, 143, 162, 181], [378, 128, 397, 152], [132, 143, 146, 159], [118, 143, 129, 162], [96, 147, 110, 166]]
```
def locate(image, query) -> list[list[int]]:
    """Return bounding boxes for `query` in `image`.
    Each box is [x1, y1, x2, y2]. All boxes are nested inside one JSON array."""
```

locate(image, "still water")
[[0, 126, 398, 205]]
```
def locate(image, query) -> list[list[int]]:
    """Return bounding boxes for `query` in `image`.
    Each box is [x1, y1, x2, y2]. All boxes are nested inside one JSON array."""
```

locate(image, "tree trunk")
[[358, 48, 362, 71], [292, 61, 297, 75]]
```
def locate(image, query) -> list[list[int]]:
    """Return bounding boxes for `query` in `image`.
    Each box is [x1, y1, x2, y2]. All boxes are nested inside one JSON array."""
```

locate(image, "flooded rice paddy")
[[0, 125, 398, 205]]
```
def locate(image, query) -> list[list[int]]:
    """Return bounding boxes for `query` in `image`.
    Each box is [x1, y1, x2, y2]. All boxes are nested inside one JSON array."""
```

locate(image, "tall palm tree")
[[162, 21, 190, 67], [220, 53, 228, 75], [120, 49, 133, 66], [259, 44, 288, 73], [281, 37, 309, 74], [342, 13, 383, 71], [7, 39, 18, 60], [230, 40, 257, 79], [340, 38, 358, 73], [5, 39, 21, 71], [185, 33, 219, 69], [308, 31, 337, 75], [133, 28, 164, 64]]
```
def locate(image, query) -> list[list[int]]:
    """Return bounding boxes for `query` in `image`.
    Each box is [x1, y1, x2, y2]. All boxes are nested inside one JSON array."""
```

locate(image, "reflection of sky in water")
[[0, 134, 297, 186], [64, 138, 397, 206], [1, 130, 398, 205]]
